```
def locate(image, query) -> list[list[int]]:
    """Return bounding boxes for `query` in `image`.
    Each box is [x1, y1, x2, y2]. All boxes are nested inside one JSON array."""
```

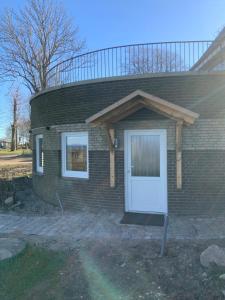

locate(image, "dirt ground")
[[1, 155, 225, 299], [9, 236, 225, 300], [0, 154, 32, 167]]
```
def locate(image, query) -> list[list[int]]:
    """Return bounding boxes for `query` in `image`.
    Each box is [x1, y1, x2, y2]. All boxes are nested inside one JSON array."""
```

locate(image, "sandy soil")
[[0, 155, 32, 166]]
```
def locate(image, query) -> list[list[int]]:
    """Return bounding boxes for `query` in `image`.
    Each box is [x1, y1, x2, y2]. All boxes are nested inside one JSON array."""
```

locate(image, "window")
[[36, 134, 44, 173], [131, 135, 160, 177], [62, 132, 89, 178]]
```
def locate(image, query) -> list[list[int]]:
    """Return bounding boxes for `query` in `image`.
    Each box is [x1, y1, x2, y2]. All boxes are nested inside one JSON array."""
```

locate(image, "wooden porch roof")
[[86, 90, 199, 126]]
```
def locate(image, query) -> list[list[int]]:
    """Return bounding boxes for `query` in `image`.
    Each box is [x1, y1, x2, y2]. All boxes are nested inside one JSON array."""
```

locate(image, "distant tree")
[[5, 126, 12, 143], [17, 117, 31, 147], [126, 47, 185, 74], [0, 0, 85, 94]]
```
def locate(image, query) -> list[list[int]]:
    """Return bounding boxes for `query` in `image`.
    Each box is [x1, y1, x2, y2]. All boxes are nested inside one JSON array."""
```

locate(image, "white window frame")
[[61, 132, 89, 179], [36, 134, 43, 174]]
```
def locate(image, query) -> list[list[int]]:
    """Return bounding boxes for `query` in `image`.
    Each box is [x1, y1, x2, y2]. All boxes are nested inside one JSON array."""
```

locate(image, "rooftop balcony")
[[47, 40, 214, 88]]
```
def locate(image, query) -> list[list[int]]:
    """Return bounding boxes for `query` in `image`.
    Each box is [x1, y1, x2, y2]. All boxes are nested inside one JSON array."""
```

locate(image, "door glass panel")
[[131, 135, 160, 177]]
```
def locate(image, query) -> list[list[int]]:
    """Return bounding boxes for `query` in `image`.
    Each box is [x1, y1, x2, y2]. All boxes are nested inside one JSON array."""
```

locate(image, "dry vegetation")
[[0, 154, 32, 206]]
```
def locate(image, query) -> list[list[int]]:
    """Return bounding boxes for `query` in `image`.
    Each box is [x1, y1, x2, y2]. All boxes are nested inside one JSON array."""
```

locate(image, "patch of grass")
[[0, 149, 32, 156], [0, 245, 66, 300]]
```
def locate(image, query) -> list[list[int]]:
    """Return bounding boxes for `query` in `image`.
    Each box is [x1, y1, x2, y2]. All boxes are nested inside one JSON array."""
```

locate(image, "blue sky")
[[0, 0, 225, 138]]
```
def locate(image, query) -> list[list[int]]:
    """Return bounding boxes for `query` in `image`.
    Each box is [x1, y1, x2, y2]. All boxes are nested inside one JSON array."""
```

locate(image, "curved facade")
[[31, 73, 225, 215]]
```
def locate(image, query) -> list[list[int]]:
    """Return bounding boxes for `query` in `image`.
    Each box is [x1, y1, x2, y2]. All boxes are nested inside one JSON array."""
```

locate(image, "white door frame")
[[124, 129, 168, 214]]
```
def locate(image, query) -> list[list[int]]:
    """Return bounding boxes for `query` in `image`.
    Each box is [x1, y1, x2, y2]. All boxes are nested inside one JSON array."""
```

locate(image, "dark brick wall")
[[33, 148, 225, 215], [167, 150, 225, 215], [31, 74, 225, 216], [31, 74, 225, 129], [33, 150, 125, 211]]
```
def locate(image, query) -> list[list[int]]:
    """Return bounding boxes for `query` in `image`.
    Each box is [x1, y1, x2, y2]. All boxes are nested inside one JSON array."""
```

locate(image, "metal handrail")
[[47, 40, 213, 88]]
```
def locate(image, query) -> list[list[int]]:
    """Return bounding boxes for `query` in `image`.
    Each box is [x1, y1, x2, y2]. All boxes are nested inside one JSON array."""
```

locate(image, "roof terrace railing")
[[47, 40, 212, 88]]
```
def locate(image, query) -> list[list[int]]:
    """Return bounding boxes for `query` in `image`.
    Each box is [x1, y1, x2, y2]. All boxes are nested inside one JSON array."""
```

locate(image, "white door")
[[125, 130, 167, 214]]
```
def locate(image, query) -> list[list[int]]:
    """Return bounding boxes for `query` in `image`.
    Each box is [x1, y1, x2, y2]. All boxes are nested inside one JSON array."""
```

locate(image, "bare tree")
[[5, 89, 31, 150], [126, 47, 185, 74], [0, 0, 85, 94], [10, 89, 20, 151]]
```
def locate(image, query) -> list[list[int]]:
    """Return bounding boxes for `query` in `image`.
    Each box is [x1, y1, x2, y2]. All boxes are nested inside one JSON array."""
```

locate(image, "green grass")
[[0, 246, 66, 300], [0, 149, 32, 156]]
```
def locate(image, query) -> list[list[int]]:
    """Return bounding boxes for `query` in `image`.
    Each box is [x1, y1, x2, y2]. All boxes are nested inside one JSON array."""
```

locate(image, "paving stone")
[[1, 213, 225, 241], [0, 238, 26, 261]]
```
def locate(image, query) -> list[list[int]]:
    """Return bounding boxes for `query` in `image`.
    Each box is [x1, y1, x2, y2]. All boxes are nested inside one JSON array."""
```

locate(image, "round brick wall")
[[31, 73, 225, 215]]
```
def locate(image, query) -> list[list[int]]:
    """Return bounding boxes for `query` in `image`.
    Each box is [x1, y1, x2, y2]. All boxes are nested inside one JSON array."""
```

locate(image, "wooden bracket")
[[104, 125, 114, 151], [104, 126, 115, 188], [176, 121, 183, 189]]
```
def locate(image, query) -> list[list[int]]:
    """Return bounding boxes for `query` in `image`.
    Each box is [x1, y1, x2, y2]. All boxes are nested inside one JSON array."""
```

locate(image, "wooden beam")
[[91, 100, 141, 126], [104, 126, 115, 188], [109, 128, 115, 188], [140, 99, 181, 122], [176, 121, 183, 189], [140, 99, 195, 125], [107, 103, 143, 123], [104, 125, 114, 151]]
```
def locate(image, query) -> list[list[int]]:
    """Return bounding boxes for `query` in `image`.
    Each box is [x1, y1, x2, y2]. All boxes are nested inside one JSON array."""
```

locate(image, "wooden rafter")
[[103, 103, 143, 124], [140, 99, 193, 124], [176, 121, 183, 189], [104, 125, 114, 151], [104, 126, 115, 187]]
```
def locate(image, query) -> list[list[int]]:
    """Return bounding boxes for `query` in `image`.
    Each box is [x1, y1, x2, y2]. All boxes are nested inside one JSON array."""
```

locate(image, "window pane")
[[131, 135, 160, 177], [38, 138, 43, 167], [66, 137, 87, 172]]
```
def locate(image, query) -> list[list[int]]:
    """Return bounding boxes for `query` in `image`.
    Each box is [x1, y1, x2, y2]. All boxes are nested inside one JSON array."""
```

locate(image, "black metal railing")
[[47, 40, 212, 88]]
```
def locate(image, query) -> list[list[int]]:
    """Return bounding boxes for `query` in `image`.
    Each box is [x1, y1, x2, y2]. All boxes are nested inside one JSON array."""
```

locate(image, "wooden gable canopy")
[[86, 90, 199, 189], [86, 90, 199, 126]]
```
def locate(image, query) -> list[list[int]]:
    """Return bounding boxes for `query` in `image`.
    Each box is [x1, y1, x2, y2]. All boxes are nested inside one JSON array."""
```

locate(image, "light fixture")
[[113, 137, 119, 149]]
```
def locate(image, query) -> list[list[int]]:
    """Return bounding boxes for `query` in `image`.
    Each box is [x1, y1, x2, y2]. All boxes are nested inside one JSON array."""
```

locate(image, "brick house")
[[31, 30, 225, 216]]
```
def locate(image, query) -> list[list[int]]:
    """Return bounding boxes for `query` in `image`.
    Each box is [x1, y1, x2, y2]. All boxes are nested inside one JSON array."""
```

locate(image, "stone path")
[[0, 211, 225, 240]]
